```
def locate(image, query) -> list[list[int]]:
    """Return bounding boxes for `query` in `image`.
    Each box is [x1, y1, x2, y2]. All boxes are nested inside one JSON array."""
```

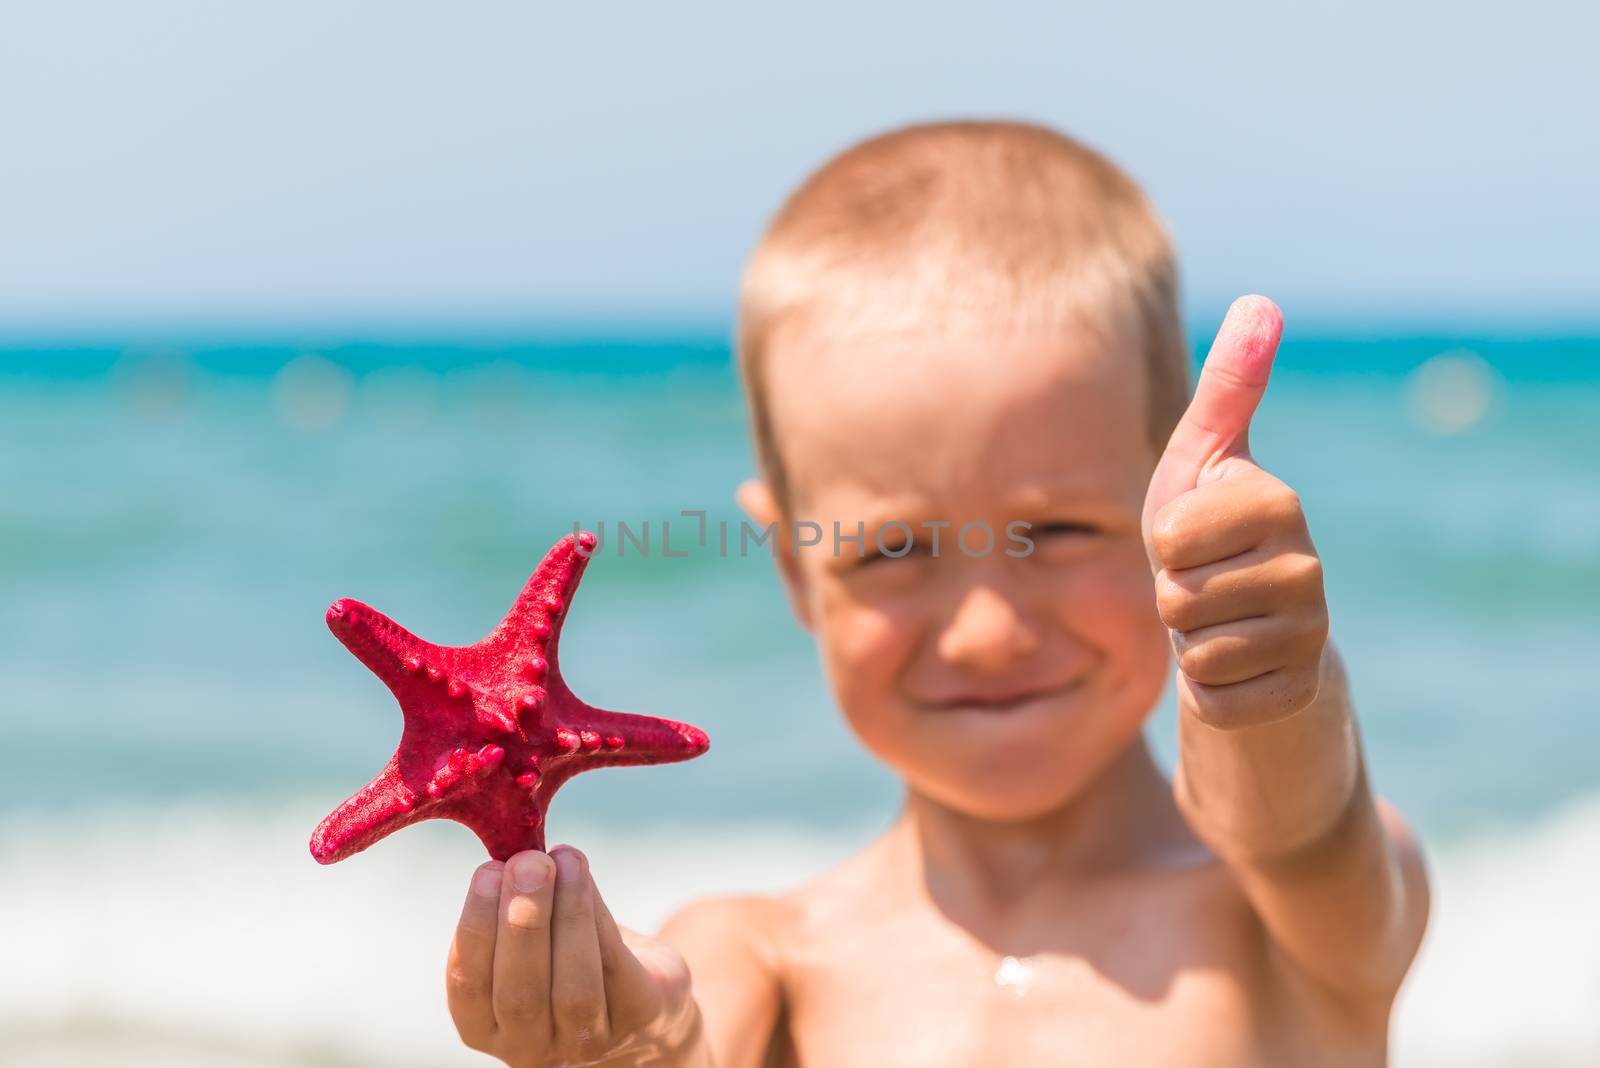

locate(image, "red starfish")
[[310, 530, 710, 863]]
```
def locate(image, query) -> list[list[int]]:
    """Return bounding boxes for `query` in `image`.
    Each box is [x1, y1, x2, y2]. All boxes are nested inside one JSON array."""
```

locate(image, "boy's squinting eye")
[[848, 522, 1097, 568], [1035, 521, 1099, 537], [836, 520, 1103, 573], [857, 533, 925, 566], [1027, 520, 1104, 558]]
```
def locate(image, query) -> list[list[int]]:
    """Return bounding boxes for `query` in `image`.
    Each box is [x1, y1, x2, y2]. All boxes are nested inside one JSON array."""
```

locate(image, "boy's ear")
[[735, 477, 814, 633]]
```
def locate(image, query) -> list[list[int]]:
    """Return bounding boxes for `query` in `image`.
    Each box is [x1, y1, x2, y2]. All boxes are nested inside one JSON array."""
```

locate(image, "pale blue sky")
[[2, 1, 1595, 333]]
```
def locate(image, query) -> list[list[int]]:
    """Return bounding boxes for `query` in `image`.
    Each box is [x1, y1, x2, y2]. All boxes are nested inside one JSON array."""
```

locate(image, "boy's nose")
[[935, 583, 1040, 674]]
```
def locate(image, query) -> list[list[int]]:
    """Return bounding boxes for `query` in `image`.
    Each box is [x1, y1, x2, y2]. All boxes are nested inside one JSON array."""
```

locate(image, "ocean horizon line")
[[2, 329, 1596, 383]]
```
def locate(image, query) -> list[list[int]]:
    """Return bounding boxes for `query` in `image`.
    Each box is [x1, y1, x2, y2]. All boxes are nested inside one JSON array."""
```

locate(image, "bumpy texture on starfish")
[[310, 531, 710, 863]]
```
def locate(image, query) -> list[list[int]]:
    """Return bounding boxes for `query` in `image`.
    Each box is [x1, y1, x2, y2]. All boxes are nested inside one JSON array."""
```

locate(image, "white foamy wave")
[[1393, 793, 1600, 1067], [2, 797, 1596, 1067], [0, 801, 871, 1067]]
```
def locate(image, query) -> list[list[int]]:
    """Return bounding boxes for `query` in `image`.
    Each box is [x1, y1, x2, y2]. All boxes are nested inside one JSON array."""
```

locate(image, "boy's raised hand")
[[1140, 295, 1330, 730], [447, 846, 700, 1068]]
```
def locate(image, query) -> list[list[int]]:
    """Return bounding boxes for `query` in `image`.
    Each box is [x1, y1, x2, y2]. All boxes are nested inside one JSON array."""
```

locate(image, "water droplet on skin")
[[994, 955, 1034, 998]]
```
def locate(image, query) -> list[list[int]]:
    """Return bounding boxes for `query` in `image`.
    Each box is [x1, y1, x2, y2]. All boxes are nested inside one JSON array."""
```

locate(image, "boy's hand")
[[1140, 295, 1329, 730], [1137, 296, 1429, 1003], [447, 846, 700, 1068]]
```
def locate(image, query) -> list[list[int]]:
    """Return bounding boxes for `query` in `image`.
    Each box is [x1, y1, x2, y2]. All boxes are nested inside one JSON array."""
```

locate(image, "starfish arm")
[[565, 703, 711, 767], [325, 597, 447, 695], [309, 757, 422, 864], [480, 531, 599, 667]]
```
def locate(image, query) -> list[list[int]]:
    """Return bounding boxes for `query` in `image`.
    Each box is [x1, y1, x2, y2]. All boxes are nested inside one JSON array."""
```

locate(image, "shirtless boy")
[[442, 120, 1430, 1067]]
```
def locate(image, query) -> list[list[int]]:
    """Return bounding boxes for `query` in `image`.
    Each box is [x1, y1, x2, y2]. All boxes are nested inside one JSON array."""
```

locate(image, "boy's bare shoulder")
[[660, 833, 896, 962], [656, 890, 810, 1067], [659, 891, 797, 960], [652, 849, 895, 1068]]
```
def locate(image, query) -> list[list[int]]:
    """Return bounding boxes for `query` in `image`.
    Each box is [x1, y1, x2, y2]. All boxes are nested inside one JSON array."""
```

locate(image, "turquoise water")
[[2, 336, 1598, 1065], [3, 336, 1596, 839]]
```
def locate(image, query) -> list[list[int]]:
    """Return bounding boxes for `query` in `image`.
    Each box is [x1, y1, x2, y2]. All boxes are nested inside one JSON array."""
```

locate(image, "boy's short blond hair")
[[736, 119, 1190, 513]]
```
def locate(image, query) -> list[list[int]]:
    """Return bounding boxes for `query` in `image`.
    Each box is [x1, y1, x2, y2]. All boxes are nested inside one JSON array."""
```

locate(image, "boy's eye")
[[850, 522, 1098, 565], [859, 536, 924, 564], [1036, 521, 1097, 537], [1025, 521, 1103, 559]]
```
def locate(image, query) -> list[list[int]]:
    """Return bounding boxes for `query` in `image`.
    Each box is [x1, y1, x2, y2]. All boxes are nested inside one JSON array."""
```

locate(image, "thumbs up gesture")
[[1141, 296, 1330, 731]]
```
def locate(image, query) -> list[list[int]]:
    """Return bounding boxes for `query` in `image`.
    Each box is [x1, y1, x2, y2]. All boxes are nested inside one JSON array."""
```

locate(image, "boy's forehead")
[[765, 327, 1153, 512]]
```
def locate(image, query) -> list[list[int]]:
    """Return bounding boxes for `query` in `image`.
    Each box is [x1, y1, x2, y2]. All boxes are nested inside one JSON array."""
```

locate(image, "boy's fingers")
[[493, 850, 557, 1045], [1148, 466, 1306, 571], [1171, 612, 1325, 687], [1155, 548, 1323, 632], [594, 884, 672, 1036], [549, 845, 610, 1057], [445, 861, 504, 1048]]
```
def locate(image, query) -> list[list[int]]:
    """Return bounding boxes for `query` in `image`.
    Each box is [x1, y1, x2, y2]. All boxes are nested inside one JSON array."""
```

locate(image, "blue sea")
[[2, 335, 1597, 1066]]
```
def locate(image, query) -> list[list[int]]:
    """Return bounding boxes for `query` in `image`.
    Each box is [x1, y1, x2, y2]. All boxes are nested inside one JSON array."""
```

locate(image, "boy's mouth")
[[916, 679, 1083, 714]]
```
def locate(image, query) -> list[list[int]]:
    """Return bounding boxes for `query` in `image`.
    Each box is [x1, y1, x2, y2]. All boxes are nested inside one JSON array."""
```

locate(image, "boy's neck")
[[895, 735, 1199, 910]]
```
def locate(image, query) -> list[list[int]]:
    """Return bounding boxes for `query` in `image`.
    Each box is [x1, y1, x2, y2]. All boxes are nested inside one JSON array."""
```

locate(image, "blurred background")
[[2, 3, 1596, 1065]]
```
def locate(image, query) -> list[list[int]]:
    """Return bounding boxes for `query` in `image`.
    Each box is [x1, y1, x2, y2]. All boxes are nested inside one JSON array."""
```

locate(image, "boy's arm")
[[1141, 296, 1429, 1003], [1173, 641, 1429, 999], [656, 896, 786, 1068]]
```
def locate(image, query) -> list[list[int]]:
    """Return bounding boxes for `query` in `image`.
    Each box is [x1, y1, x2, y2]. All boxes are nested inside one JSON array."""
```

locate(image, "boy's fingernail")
[[552, 845, 582, 883], [472, 862, 504, 897], [509, 852, 550, 893]]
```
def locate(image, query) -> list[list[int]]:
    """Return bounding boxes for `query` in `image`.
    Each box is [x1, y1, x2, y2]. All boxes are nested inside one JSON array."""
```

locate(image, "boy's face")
[[743, 325, 1173, 822]]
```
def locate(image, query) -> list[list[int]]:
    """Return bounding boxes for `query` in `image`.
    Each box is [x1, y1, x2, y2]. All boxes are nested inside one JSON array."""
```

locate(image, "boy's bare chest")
[[781, 944, 1260, 1066], [768, 886, 1372, 1067]]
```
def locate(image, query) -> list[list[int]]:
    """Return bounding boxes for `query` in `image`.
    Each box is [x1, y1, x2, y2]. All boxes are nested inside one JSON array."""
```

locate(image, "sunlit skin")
[[443, 297, 1430, 1067]]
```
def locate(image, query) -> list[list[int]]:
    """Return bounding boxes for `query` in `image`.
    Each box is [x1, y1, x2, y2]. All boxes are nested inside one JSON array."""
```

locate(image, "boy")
[[442, 120, 1429, 1066]]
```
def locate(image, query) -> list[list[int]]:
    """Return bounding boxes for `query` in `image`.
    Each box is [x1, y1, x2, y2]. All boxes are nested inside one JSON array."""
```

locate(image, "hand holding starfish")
[[448, 846, 707, 1068]]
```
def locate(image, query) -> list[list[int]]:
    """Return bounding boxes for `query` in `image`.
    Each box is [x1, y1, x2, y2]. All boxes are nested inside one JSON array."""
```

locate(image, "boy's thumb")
[[1141, 295, 1283, 562]]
